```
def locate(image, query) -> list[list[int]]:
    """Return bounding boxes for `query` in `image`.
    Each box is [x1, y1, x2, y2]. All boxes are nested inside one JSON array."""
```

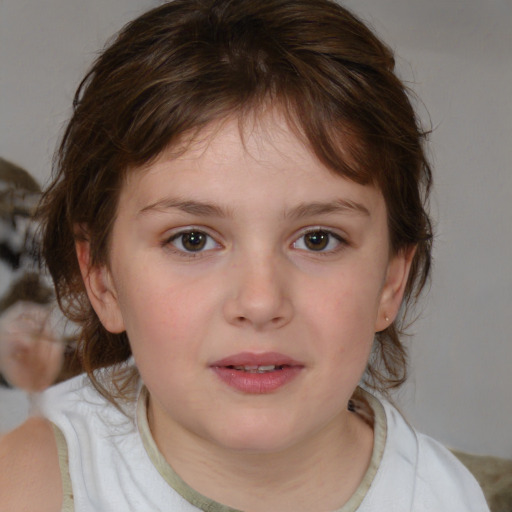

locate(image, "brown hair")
[[39, 0, 432, 403]]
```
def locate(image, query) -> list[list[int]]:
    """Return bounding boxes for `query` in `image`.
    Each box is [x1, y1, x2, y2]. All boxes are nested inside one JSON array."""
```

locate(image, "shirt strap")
[[51, 422, 74, 512]]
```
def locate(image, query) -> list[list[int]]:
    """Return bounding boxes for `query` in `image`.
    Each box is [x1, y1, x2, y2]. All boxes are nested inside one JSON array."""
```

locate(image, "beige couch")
[[452, 450, 512, 512]]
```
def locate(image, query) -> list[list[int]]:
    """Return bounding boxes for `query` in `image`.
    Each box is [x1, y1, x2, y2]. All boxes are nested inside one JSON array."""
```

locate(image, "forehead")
[[120, 111, 385, 218], [144, 109, 311, 171]]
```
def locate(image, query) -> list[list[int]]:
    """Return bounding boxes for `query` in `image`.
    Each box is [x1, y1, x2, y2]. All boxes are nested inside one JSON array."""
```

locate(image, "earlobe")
[[75, 240, 125, 334], [375, 245, 416, 332]]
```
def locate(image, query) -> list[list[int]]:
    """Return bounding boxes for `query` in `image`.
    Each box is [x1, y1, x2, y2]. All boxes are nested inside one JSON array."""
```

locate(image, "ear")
[[375, 245, 416, 332], [75, 239, 125, 334]]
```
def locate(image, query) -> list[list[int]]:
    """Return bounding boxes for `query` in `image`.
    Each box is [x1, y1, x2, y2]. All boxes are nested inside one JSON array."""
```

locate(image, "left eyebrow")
[[138, 198, 230, 217], [285, 199, 371, 219]]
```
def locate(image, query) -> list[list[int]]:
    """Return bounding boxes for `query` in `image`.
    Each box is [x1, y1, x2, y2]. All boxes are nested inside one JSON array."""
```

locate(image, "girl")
[[0, 0, 489, 510]]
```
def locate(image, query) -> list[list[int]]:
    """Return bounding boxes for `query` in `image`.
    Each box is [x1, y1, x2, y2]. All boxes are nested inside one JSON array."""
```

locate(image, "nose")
[[223, 253, 294, 331]]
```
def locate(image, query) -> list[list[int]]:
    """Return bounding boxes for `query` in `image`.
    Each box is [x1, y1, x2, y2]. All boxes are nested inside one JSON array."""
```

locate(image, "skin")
[[78, 112, 414, 511], [0, 417, 62, 512], [0, 304, 64, 510], [0, 111, 414, 511]]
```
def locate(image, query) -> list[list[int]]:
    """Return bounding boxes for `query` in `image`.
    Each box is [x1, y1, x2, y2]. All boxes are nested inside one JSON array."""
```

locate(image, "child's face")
[[81, 112, 412, 454]]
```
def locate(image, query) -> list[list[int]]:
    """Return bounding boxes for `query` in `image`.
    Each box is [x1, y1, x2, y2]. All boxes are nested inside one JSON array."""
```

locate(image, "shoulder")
[[413, 433, 490, 510], [0, 416, 62, 512], [376, 397, 489, 511]]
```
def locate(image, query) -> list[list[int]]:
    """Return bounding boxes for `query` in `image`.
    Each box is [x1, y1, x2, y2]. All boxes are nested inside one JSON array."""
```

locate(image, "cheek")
[[303, 267, 383, 333], [299, 268, 382, 382], [116, 271, 219, 357]]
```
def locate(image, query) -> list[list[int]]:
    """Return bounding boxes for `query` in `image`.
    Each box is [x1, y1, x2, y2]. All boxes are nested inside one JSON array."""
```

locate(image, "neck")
[[148, 403, 374, 512]]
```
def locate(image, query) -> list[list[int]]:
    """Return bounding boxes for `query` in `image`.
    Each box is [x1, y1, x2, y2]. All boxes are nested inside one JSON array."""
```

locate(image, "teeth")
[[258, 365, 276, 372], [231, 364, 280, 373]]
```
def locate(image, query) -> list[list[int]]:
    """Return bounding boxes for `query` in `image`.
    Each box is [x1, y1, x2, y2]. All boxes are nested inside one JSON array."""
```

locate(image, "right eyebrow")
[[138, 198, 231, 218], [285, 199, 371, 219]]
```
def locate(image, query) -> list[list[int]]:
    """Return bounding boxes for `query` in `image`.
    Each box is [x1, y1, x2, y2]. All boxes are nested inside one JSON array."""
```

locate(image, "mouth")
[[210, 352, 303, 393], [226, 364, 291, 373]]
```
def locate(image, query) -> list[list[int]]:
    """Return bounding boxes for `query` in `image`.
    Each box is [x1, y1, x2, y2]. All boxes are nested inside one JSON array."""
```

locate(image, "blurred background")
[[0, 0, 510, 458]]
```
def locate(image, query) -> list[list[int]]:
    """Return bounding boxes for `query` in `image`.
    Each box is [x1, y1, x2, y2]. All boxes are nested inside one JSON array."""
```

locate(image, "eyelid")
[[162, 225, 220, 241], [162, 226, 223, 255], [290, 226, 349, 253]]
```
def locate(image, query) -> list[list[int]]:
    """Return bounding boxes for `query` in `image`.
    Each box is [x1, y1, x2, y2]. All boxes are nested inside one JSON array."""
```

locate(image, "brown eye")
[[181, 232, 207, 251], [292, 229, 344, 253], [168, 230, 219, 253], [304, 231, 330, 251]]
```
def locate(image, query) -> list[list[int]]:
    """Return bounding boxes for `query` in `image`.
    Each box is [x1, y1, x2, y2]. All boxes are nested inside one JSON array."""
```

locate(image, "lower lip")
[[211, 366, 302, 394]]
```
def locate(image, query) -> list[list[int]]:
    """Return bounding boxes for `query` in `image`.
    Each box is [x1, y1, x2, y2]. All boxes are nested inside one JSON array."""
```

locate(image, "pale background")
[[0, 0, 511, 457]]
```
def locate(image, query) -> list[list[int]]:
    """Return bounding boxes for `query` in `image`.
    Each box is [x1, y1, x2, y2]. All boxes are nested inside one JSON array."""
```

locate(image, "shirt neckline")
[[136, 387, 387, 512]]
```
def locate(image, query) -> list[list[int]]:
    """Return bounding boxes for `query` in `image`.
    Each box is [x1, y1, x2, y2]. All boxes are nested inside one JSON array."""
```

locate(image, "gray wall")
[[1, 0, 511, 457], [341, 0, 512, 457]]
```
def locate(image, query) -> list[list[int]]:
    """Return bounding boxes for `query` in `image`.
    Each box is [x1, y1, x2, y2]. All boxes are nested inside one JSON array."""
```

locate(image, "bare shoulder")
[[0, 416, 62, 512]]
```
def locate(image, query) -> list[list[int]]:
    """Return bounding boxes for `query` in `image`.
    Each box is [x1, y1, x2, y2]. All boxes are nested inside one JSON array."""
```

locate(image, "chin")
[[206, 415, 302, 454]]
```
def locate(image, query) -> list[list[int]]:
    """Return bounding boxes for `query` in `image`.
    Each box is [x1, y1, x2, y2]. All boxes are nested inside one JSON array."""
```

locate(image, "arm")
[[0, 417, 62, 512]]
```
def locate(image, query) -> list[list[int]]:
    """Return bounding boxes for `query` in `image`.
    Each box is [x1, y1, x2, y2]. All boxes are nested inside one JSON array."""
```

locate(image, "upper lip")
[[210, 352, 303, 368]]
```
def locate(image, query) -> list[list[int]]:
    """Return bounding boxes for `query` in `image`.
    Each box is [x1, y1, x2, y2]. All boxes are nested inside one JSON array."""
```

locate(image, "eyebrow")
[[138, 197, 370, 218], [285, 199, 371, 219], [139, 198, 230, 217]]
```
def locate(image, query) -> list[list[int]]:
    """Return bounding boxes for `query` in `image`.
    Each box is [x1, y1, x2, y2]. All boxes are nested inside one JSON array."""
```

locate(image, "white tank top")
[[37, 373, 489, 512]]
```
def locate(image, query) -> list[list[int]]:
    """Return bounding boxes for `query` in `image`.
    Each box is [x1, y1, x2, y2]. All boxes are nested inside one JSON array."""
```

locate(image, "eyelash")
[[162, 227, 348, 258], [163, 229, 221, 257], [291, 228, 347, 255]]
